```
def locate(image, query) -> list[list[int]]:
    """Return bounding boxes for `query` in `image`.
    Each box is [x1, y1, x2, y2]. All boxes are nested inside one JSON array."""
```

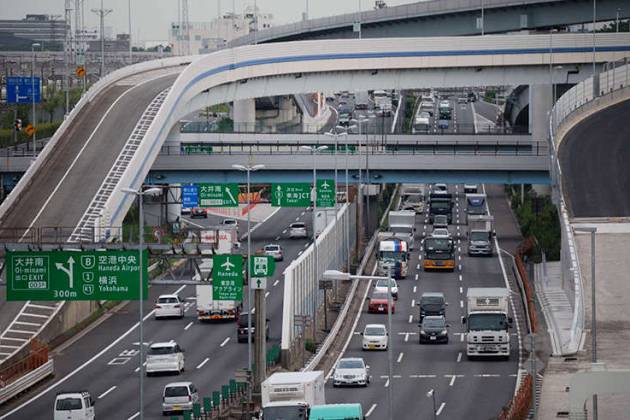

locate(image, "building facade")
[[0, 15, 68, 50]]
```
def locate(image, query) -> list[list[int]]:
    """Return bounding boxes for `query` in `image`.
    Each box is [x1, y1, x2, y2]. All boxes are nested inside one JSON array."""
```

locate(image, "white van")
[[162, 381, 199, 415], [54, 391, 95, 420], [146, 341, 185, 375]]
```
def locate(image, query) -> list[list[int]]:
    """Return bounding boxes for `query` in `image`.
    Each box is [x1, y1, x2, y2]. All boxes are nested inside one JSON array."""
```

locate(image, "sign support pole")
[[138, 192, 145, 420], [254, 285, 266, 395]]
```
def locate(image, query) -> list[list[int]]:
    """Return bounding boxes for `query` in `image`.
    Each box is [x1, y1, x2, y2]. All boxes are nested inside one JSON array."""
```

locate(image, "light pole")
[[301, 145, 328, 339], [427, 388, 437, 420], [357, 0, 362, 39], [592, 0, 597, 83], [324, 129, 349, 297], [574, 225, 598, 420], [128, 0, 132, 63], [92, 0, 112, 78], [323, 270, 394, 420], [31, 43, 40, 157], [616, 8, 621, 32], [121, 186, 162, 420], [232, 163, 265, 395], [480, 0, 485, 35]]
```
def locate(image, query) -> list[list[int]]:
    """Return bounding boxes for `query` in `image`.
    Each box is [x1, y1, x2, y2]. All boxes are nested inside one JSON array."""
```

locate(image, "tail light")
[[188, 395, 192, 402], [173, 304, 181, 308]]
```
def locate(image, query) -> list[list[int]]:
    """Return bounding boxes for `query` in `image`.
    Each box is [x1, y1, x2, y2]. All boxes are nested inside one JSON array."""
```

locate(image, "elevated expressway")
[[0, 33, 628, 414], [229, 0, 630, 45]]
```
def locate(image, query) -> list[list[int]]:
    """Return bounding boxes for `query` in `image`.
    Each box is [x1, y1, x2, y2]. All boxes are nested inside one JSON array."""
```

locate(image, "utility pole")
[[128, 0, 133, 63], [181, 0, 190, 55], [254, 281, 266, 394], [64, 0, 72, 115], [92, 0, 112, 78]]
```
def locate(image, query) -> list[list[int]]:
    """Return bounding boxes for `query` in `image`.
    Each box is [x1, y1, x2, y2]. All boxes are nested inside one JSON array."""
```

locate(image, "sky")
[[3, 0, 416, 44]]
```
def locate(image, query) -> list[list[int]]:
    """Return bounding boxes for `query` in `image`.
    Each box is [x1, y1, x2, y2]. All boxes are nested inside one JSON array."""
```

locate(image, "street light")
[[121, 185, 162, 420], [574, 224, 598, 420], [31, 43, 41, 157], [324, 129, 349, 297], [232, 163, 265, 393], [351, 115, 374, 244], [301, 145, 328, 338], [427, 388, 437, 420], [323, 270, 394, 420]]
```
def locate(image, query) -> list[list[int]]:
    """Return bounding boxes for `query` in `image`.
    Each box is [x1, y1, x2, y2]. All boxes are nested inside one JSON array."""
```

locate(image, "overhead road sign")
[[212, 254, 243, 301], [316, 179, 336, 208], [182, 184, 199, 208], [7, 77, 41, 104], [272, 183, 311, 207], [6, 250, 148, 301], [198, 183, 239, 207]]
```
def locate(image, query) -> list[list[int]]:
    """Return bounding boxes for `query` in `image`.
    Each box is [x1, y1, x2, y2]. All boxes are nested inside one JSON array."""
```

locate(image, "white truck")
[[466, 215, 495, 257], [261, 371, 326, 419], [195, 284, 241, 321], [376, 234, 409, 279], [388, 210, 416, 250], [462, 288, 512, 360]]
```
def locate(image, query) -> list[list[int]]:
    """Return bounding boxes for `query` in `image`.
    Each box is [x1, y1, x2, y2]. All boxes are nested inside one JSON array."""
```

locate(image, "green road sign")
[[249, 255, 275, 277], [212, 254, 243, 301], [316, 179, 336, 208], [6, 250, 148, 301], [271, 183, 311, 207], [198, 183, 239, 207]]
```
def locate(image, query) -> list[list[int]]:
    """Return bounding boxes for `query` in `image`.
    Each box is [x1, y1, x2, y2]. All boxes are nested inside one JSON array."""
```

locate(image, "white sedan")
[[362, 324, 388, 351], [332, 357, 370, 387], [373, 278, 398, 300], [430, 228, 451, 239], [155, 294, 185, 319]]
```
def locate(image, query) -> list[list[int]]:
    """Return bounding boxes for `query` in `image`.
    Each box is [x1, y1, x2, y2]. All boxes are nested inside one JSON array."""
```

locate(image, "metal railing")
[[548, 58, 630, 355], [158, 140, 548, 157]]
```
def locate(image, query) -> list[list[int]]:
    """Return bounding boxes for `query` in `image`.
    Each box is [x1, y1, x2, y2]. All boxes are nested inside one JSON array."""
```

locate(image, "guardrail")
[[0, 360, 53, 406], [547, 59, 630, 355], [156, 140, 547, 157]]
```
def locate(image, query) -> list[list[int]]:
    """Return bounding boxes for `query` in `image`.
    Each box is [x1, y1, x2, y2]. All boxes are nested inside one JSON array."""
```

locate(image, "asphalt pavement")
[[559, 99, 630, 217], [324, 184, 519, 419], [0, 206, 313, 419]]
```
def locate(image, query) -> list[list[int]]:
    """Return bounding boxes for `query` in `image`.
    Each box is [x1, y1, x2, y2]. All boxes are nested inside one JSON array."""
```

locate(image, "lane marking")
[[397, 352, 404, 363], [265, 292, 270, 298], [416, 264, 420, 270], [275, 236, 281, 241], [366, 404, 377, 417], [436, 402, 446, 416], [184, 321, 193, 331], [18, 77, 162, 241], [0, 284, 187, 419], [196, 357, 210, 369], [98, 385, 116, 399], [127, 413, 139, 420], [295, 217, 300, 221], [409, 374, 437, 378], [458, 274, 463, 282], [449, 376, 456, 386], [460, 334, 465, 342], [408, 315, 413, 323], [282, 229, 287, 234], [301, 211, 305, 216], [413, 286, 417, 293], [411, 299, 415, 308], [459, 287, 463, 294], [273, 279, 280, 287], [304, 243, 309, 249], [384, 378, 390, 387], [220, 337, 230, 347], [457, 352, 462, 363], [298, 250, 303, 256], [460, 300, 464, 308], [415, 274, 419, 281]]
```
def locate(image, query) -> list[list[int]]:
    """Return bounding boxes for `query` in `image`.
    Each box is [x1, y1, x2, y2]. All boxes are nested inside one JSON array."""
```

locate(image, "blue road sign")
[[7, 77, 41, 104], [182, 184, 198, 208]]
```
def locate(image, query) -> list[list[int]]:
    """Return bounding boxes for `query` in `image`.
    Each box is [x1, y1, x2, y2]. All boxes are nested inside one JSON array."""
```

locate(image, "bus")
[[423, 237, 455, 271]]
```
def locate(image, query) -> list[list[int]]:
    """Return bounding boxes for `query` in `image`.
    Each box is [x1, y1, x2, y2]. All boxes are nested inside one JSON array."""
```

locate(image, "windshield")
[[379, 251, 406, 261], [291, 223, 305, 229], [434, 216, 447, 224], [56, 398, 82, 411], [375, 279, 396, 288], [425, 238, 452, 251], [470, 231, 489, 241], [430, 202, 450, 209], [371, 293, 388, 300], [423, 318, 446, 328], [468, 313, 508, 331], [421, 296, 444, 305], [158, 297, 178, 304], [403, 195, 420, 203], [265, 246, 280, 251], [164, 386, 189, 397], [390, 226, 411, 234], [149, 346, 175, 355], [364, 327, 386, 336], [262, 406, 307, 420], [338, 359, 365, 369], [432, 229, 449, 236]]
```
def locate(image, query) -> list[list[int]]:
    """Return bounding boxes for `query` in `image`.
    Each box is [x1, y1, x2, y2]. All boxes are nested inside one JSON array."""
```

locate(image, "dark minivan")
[[237, 313, 270, 343]]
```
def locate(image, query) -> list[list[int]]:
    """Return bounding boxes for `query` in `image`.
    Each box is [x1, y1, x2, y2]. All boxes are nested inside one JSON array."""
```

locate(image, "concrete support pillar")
[[528, 84, 553, 141], [233, 98, 256, 132], [278, 96, 295, 121]]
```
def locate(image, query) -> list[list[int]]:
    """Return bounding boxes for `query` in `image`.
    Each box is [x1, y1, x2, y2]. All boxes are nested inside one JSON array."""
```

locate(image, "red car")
[[368, 292, 396, 314], [191, 207, 208, 218]]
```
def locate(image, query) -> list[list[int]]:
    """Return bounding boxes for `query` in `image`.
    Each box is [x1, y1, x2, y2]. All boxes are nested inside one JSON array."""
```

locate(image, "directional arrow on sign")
[[225, 186, 237, 205], [55, 256, 75, 288], [251, 277, 267, 290]]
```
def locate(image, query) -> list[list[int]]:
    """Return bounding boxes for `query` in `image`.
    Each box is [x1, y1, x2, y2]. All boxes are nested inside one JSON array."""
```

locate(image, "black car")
[[418, 292, 447, 321], [237, 313, 270, 343], [419, 316, 449, 344]]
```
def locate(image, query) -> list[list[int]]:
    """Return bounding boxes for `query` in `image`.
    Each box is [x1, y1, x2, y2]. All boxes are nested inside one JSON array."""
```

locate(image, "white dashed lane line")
[[397, 352, 404, 363], [196, 357, 210, 369], [184, 322, 193, 331], [98, 386, 116, 399], [436, 402, 446, 416], [366, 404, 377, 417], [457, 352, 462, 362], [408, 315, 413, 323], [273, 279, 280, 287], [220, 337, 230, 347]]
